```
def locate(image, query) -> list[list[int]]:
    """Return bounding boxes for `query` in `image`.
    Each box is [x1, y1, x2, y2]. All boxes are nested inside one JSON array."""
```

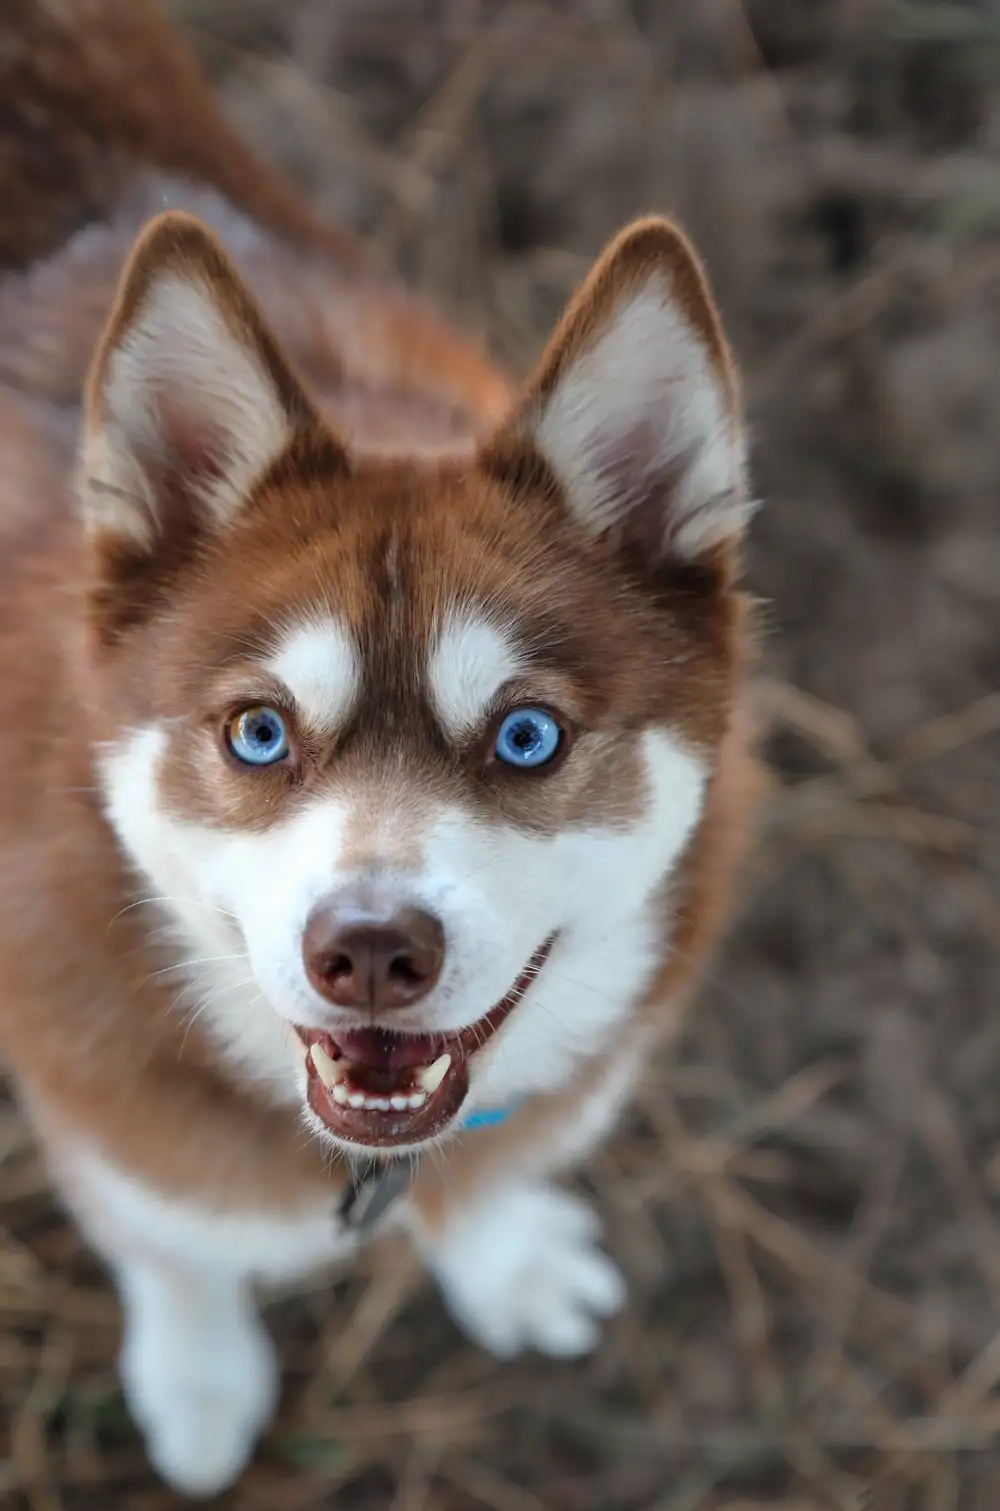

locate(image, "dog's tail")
[[0, 0, 361, 272]]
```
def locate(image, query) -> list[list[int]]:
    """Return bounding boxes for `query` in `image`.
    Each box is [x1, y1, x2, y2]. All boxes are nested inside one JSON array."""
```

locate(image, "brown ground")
[[3, 2, 1000, 1507]]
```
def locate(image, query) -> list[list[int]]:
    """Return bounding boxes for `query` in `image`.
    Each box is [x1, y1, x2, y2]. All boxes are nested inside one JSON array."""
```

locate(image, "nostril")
[[324, 953, 353, 981], [388, 952, 424, 986]]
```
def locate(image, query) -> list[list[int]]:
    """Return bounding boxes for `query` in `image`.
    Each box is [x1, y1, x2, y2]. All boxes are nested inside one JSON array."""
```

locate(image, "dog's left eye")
[[494, 707, 562, 768], [227, 705, 290, 766]]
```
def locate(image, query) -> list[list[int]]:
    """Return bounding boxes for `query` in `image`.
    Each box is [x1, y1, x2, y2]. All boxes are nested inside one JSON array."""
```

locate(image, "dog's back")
[[0, 0, 507, 470]]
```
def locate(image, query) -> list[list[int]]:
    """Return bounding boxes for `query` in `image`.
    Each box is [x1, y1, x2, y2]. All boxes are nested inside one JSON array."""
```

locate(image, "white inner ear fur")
[[428, 610, 524, 738], [534, 282, 750, 559], [82, 274, 291, 548], [264, 618, 359, 736]]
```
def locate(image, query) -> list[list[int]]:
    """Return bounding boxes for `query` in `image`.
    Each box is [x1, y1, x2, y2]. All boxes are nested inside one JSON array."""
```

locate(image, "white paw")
[[424, 1183, 626, 1358], [119, 1272, 278, 1498]]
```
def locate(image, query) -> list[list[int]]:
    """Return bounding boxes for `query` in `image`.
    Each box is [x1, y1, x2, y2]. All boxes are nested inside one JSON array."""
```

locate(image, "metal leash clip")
[[336, 1159, 415, 1237]]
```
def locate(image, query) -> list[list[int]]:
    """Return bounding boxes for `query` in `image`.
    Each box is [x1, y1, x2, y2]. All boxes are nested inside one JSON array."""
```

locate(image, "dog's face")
[[83, 213, 749, 1156]]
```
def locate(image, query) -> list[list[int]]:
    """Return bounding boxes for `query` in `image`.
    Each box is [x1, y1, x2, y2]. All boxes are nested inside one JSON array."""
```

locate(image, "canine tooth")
[[415, 1053, 451, 1094], [390, 1094, 410, 1111], [347, 1092, 365, 1109], [407, 1091, 427, 1110], [310, 1042, 343, 1088], [332, 1084, 350, 1107]]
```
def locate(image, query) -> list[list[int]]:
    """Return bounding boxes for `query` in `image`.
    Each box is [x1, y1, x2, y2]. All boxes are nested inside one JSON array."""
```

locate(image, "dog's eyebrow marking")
[[265, 617, 359, 734], [428, 608, 523, 737]]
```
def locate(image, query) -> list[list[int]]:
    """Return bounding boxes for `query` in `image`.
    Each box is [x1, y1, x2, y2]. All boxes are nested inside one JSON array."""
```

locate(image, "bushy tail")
[[0, 0, 359, 270]]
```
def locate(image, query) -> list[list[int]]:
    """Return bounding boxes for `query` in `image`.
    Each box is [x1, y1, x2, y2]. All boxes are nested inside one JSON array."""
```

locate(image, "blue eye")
[[494, 707, 562, 769], [227, 706, 289, 766]]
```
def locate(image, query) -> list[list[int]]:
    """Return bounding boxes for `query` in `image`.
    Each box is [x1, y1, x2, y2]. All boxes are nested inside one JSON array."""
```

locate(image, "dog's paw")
[[119, 1273, 278, 1498], [424, 1182, 625, 1358], [131, 1375, 275, 1500]]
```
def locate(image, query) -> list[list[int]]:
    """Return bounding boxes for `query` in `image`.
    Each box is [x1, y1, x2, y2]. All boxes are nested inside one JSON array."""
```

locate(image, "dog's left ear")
[[79, 210, 325, 557], [482, 217, 750, 563]]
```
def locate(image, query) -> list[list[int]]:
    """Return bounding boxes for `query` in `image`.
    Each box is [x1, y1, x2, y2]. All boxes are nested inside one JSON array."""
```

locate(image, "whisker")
[[142, 952, 250, 984], [175, 976, 259, 1057], [107, 894, 240, 935]]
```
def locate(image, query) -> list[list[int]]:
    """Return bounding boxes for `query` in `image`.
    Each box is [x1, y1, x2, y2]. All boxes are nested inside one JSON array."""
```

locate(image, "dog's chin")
[[295, 935, 556, 1154]]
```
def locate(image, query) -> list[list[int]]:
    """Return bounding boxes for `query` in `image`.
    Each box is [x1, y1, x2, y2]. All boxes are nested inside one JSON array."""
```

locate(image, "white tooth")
[[390, 1095, 410, 1111], [332, 1084, 350, 1106], [309, 1042, 344, 1088], [415, 1053, 451, 1094], [348, 1092, 365, 1109], [367, 1096, 391, 1112], [407, 1092, 427, 1110]]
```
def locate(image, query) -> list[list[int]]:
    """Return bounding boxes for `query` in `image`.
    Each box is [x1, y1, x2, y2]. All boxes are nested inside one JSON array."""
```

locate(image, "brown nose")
[[302, 894, 445, 1012]]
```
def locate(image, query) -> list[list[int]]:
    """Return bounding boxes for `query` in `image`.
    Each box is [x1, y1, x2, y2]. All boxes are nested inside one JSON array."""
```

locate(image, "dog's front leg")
[[112, 1247, 279, 1497], [41, 1134, 341, 1499], [404, 1048, 641, 1358]]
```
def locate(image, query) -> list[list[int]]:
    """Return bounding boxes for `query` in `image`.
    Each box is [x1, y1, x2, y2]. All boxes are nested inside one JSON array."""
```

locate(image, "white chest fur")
[[57, 1141, 354, 1284]]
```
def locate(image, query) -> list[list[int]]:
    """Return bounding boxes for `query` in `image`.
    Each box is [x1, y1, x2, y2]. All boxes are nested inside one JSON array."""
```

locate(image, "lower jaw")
[[306, 1055, 470, 1149], [299, 935, 555, 1153]]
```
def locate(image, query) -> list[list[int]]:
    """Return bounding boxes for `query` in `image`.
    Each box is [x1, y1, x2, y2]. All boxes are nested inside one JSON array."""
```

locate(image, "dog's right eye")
[[227, 706, 290, 766], [493, 707, 563, 769]]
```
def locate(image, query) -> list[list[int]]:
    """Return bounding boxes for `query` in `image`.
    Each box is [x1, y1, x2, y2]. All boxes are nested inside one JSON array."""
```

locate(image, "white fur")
[[116, 1258, 277, 1497], [508, 1035, 651, 1180], [99, 723, 314, 1106], [99, 721, 705, 1151], [54, 1100, 631, 1492], [535, 283, 749, 558], [56, 1142, 352, 1497], [418, 1180, 625, 1357], [410, 1047, 641, 1357], [60, 1141, 352, 1284], [265, 617, 359, 735], [427, 609, 523, 736], [82, 273, 291, 547]]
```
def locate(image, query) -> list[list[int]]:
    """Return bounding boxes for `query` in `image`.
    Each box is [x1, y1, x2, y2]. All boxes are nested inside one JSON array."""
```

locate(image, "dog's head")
[[81, 212, 750, 1156]]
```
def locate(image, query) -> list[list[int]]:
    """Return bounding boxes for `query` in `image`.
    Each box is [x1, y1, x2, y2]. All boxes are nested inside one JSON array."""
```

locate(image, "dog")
[[0, 0, 759, 1494]]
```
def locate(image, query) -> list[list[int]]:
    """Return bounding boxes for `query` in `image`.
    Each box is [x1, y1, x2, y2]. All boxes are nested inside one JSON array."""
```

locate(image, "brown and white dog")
[[0, 0, 759, 1495]]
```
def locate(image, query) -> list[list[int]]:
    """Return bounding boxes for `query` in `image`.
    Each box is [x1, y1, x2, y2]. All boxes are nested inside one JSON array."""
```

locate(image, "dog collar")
[[460, 1101, 519, 1130]]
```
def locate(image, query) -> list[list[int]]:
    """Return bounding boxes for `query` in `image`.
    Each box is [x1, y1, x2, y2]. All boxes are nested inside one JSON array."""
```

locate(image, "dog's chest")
[[58, 1139, 356, 1286]]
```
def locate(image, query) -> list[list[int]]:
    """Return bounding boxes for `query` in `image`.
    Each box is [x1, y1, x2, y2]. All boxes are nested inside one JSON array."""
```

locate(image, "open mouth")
[[297, 935, 555, 1149]]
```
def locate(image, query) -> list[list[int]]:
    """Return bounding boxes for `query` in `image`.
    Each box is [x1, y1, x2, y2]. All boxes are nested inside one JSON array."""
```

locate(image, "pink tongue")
[[331, 1027, 445, 1071]]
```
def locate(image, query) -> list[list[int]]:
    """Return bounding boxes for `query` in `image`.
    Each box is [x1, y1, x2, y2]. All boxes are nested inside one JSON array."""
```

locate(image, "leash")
[[337, 1103, 517, 1237]]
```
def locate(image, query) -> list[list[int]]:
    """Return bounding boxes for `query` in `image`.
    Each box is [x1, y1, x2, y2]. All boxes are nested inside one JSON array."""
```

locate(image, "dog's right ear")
[[481, 217, 750, 568], [79, 212, 338, 565]]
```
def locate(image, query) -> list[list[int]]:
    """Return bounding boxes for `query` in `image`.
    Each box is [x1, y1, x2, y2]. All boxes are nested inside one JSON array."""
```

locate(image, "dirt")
[[2, 2, 1000, 1507]]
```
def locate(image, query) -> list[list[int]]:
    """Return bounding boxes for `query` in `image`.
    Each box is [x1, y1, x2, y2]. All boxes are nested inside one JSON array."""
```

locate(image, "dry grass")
[[3, 0, 1000, 1505]]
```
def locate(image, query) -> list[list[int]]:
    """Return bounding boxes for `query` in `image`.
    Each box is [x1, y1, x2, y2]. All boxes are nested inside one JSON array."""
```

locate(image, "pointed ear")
[[481, 217, 750, 564], [80, 211, 325, 553]]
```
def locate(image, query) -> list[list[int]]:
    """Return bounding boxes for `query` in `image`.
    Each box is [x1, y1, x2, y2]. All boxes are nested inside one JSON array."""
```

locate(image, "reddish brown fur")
[[0, 0, 357, 269], [0, 0, 508, 433], [0, 1, 759, 1229]]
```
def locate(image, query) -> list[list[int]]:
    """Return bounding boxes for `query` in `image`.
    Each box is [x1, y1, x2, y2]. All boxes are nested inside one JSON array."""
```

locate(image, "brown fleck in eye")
[[492, 706, 563, 769], [226, 705, 290, 767]]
